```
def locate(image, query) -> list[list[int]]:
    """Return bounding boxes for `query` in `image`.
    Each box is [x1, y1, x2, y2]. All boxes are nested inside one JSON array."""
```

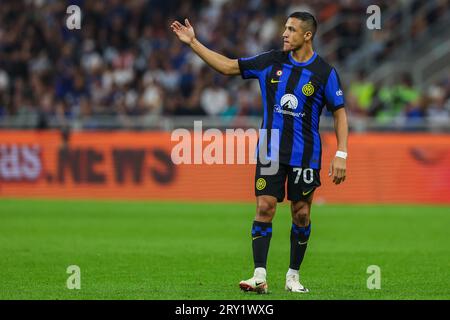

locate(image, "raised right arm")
[[170, 19, 240, 76], [189, 38, 240, 76]]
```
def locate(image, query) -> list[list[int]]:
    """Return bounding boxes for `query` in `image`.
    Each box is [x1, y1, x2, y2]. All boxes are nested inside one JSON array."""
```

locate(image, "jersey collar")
[[289, 51, 317, 67]]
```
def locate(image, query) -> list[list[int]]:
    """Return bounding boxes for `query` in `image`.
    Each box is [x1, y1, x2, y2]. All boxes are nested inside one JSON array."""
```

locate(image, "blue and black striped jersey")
[[238, 50, 345, 169]]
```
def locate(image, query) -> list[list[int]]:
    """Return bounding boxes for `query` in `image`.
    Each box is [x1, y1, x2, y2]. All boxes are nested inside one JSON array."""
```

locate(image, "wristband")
[[335, 151, 347, 159]]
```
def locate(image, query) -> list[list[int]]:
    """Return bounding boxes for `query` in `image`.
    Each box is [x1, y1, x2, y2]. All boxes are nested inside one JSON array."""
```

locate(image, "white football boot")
[[285, 273, 309, 293], [239, 267, 268, 294]]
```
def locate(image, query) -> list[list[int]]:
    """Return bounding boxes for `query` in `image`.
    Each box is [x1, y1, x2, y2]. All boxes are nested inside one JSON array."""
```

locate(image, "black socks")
[[289, 222, 311, 270], [251, 221, 311, 271], [251, 221, 272, 269]]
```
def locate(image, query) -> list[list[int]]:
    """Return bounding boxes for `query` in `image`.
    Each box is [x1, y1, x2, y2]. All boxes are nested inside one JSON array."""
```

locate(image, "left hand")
[[329, 156, 346, 185]]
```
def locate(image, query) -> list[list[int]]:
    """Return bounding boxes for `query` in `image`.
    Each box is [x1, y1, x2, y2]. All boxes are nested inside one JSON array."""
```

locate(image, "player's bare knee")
[[256, 201, 276, 222], [256, 202, 275, 216], [292, 200, 311, 211], [291, 202, 311, 226], [293, 211, 310, 226]]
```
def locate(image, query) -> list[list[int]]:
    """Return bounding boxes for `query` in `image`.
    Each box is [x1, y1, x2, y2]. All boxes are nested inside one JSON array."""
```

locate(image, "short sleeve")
[[325, 68, 345, 112], [238, 50, 274, 80]]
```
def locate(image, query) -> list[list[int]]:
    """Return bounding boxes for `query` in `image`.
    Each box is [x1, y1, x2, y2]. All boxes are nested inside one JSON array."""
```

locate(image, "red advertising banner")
[[0, 130, 449, 204]]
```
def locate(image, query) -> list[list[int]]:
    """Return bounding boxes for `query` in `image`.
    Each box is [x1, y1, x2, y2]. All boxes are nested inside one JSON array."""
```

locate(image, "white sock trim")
[[287, 268, 299, 277], [254, 267, 267, 278]]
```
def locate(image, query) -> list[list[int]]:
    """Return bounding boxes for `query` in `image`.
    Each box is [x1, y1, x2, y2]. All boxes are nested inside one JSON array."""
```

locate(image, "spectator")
[[376, 73, 420, 123], [348, 70, 375, 116], [200, 81, 230, 116], [427, 85, 450, 126]]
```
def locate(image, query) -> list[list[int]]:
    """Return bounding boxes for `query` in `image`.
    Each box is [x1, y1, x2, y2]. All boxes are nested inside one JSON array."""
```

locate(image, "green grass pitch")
[[0, 199, 449, 300]]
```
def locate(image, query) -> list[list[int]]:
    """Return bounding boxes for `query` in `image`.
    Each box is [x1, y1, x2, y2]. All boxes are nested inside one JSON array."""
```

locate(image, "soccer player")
[[170, 12, 348, 293]]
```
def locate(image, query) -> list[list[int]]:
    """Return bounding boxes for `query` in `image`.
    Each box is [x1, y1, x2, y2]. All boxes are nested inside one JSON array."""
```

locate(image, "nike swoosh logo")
[[270, 79, 282, 83], [298, 241, 308, 245], [252, 236, 263, 240], [255, 281, 265, 286], [302, 189, 314, 196]]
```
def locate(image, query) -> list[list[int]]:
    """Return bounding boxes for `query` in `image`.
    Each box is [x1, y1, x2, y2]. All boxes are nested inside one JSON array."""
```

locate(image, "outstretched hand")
[[170, 19, 195, 45]]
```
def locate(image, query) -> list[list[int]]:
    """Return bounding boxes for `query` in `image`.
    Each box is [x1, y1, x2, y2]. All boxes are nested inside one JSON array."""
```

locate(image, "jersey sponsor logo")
[[336, 89, 343, 96], [274, 106, 305, 117], [302, 82, 315, 96], [270, 78, 282, 84], [280, 94, 298, 110], [274, 94, 304, 117], [256, 178, 266, 190]]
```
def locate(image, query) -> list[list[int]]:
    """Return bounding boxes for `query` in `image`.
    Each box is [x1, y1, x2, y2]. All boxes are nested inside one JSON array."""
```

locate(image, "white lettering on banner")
[[0, 144, 42, 181]]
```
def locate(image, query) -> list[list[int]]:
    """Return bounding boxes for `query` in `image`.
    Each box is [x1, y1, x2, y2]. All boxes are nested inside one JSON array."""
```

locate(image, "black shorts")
[[255, 160, 321, 202]]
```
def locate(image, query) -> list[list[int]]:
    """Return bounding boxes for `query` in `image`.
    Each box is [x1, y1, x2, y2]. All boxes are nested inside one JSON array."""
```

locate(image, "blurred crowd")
[[347, 72, 450, 128], [0, 0, 449, 128]]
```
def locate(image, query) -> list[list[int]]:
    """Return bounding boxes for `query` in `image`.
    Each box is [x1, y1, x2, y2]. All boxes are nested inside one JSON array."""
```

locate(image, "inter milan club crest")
[[256, 178, 266, 190], [302, 81, 315, 96]]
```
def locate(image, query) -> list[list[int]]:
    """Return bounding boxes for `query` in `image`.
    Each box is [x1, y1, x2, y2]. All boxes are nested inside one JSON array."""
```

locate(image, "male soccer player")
[[171, 12, 348, 293]]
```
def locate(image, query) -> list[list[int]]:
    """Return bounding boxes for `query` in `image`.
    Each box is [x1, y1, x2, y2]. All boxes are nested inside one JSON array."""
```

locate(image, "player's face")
[[282, 18, 311, 51]]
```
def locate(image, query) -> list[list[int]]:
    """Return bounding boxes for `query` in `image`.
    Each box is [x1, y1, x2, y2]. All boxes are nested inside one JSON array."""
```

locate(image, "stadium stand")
[[0, 0, 449, 131]]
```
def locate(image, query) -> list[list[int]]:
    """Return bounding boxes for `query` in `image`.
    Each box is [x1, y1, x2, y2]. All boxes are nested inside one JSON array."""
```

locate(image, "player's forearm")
[[190, 38, 238, 75], [333, 109, 348, 152]]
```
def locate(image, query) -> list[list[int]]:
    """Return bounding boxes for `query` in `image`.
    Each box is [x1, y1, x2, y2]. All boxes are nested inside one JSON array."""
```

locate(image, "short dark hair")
[[288, 12, 317, 38]]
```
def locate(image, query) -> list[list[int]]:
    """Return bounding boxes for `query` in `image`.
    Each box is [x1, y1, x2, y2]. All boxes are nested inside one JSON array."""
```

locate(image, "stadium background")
[[0, 0, 449, 300]]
